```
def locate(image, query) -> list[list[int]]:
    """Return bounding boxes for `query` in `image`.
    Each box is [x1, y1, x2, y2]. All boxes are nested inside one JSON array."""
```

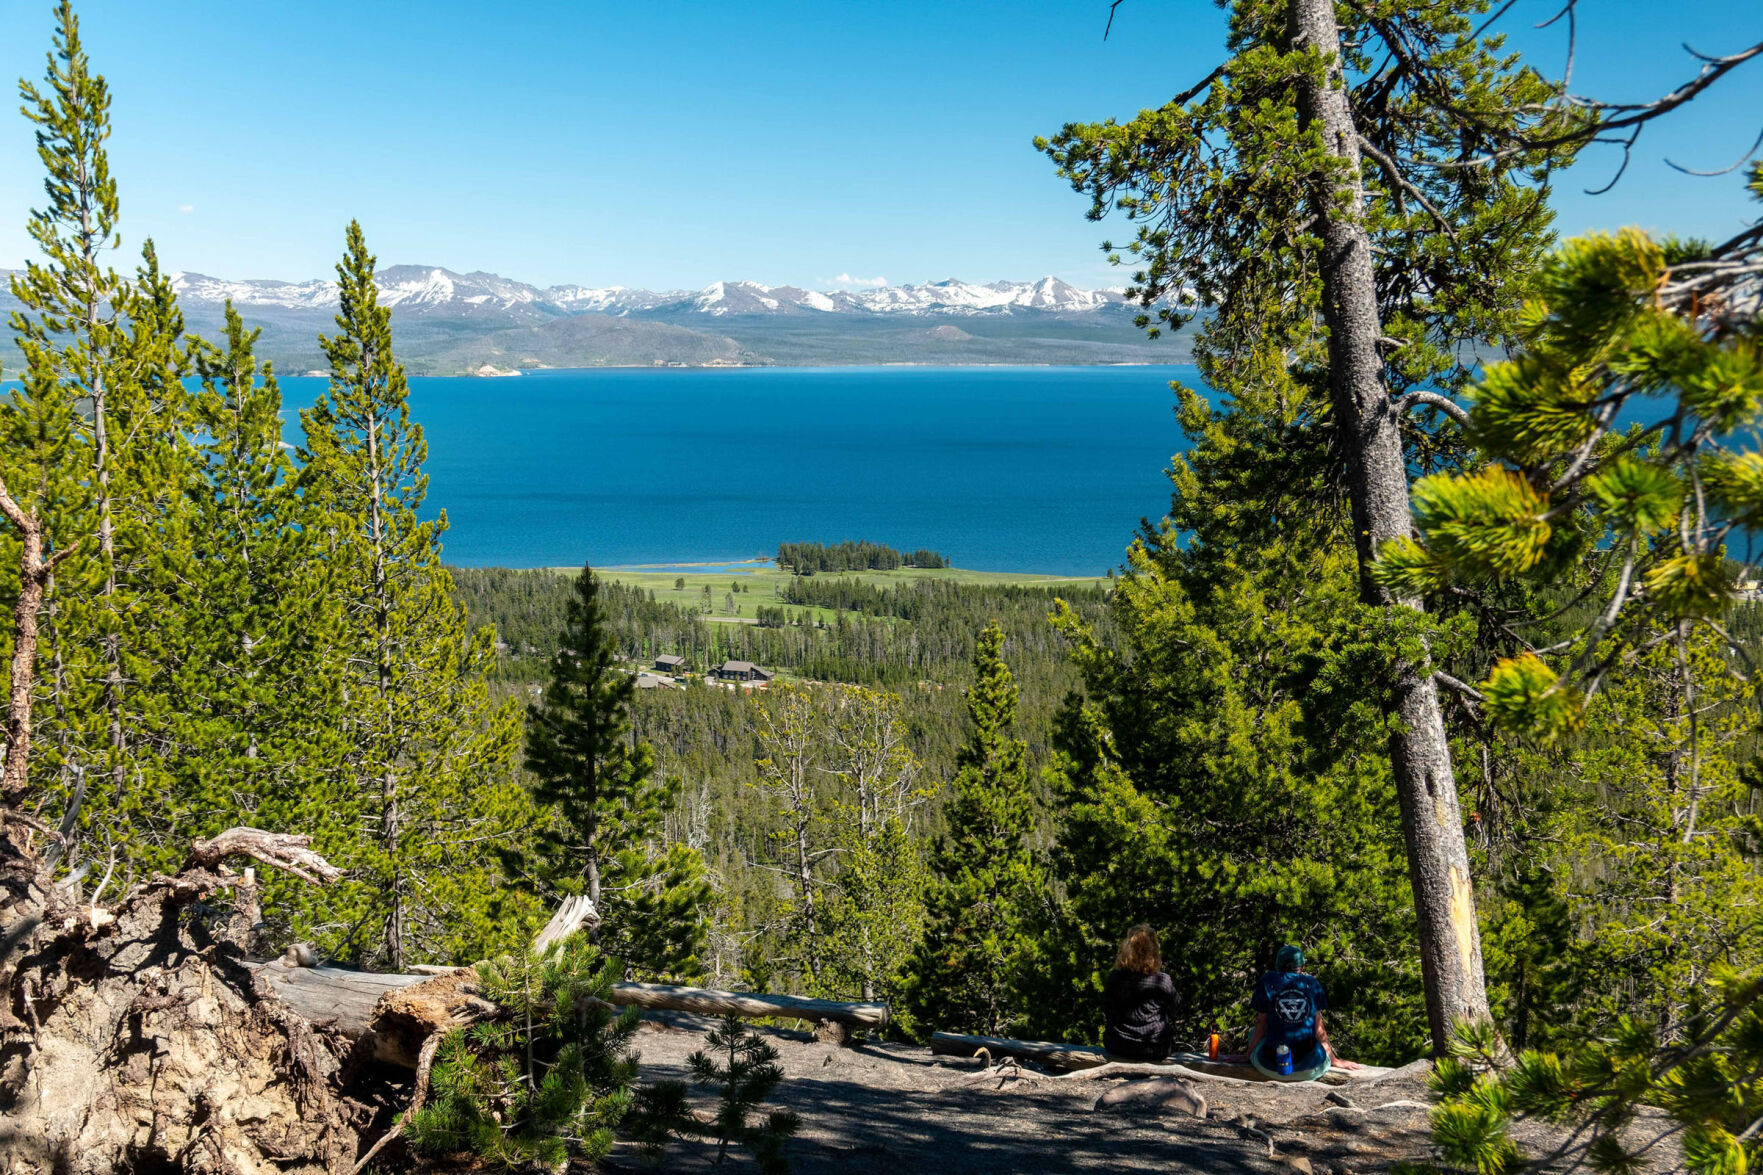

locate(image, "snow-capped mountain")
[[168, 267, 1136, 320], [172, 272, 336, 311]]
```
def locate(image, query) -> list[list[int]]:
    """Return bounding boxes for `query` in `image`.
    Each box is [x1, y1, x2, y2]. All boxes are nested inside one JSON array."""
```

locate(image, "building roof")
[[655, 654, 686, 666], [716, 660, 771, 676]]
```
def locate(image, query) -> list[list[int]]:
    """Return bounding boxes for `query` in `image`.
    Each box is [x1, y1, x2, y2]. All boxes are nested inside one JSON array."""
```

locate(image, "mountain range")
[[173, 268, 1138, 319], [5, 265, 1194, 375]]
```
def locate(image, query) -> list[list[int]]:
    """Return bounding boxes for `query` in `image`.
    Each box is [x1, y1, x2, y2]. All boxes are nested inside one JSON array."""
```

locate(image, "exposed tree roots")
[[0, 830, 390, 1175]]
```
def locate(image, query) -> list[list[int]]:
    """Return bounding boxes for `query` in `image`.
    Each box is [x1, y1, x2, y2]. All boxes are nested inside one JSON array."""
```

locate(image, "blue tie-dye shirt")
[[1252, 971, 1328, 1070]]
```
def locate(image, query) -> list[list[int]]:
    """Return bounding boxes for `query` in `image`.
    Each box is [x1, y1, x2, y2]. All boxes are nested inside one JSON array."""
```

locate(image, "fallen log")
[[929, 1031, 1393, 1085], [605, 981, 889, 1030], [252, 964, 890, 1063]]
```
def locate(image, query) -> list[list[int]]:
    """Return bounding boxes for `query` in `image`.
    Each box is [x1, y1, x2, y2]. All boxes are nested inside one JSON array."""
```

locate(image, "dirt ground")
[[605, 1017, 1447, 1175]]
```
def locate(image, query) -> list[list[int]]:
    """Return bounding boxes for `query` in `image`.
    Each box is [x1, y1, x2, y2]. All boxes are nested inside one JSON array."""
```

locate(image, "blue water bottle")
[[1275, 1043, 1293, 1076]]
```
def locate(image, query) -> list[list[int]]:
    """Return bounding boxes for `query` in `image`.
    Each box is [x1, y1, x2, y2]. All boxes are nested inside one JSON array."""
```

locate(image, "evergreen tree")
[[1381, 196, 1763, 731], [4, 1, 197, 876], [820, 819, 927, 1008], [750, 683, 839, 988], [522, 562, 710, 976], [1040, 0, 1579, 1047], [1397, 175, 1763, 1175], [630, 1012, 800, 1175], [166, 304, 347, 940], [819, 685, 930, 1004], [907, 622, 1045, 1036], [297, 221, 526, 968], [1037, 530, 1425, 1060], [406, 935, 641, 1170], [1424, 971, 1763, 1175]]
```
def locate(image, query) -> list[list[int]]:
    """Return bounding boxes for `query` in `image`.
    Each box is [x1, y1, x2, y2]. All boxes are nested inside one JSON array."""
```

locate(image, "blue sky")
[[0, 1, 1757, 290]]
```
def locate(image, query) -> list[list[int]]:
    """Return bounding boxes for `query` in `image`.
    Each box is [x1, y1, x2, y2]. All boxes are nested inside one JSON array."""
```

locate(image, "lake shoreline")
[[456, 558, 1115, 585]]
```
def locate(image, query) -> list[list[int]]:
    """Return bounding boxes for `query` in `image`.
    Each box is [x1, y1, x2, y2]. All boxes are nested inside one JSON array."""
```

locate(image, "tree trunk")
[[1289, 0, 1493, 1049], [365, 403, 405, 972]]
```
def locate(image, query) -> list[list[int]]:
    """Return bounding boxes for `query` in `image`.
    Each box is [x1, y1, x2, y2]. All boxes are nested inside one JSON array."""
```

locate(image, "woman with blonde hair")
[[1102, 923, 1181, 1062]]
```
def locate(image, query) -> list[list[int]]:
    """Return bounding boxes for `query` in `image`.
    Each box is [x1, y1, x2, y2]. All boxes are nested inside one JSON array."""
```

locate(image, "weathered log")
[[252, 965, 890, 1064], [929, 1032, 1392, 1085], [254, 961, 430, 1040], [605, 981, 889, 1029], [932, 1031, 1114, 1071]]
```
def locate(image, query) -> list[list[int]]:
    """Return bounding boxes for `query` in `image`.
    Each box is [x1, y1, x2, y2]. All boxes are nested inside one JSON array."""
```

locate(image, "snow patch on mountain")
[[168, 266, 1150, 319]]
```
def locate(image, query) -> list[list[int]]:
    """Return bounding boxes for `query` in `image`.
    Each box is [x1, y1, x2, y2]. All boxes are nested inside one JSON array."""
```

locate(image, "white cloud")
[[829, 272, 887, 289], [178, 204, 195, 214]]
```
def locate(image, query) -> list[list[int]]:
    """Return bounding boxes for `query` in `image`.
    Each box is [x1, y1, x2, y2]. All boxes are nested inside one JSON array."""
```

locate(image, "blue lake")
[[280, 365, 1197, 576]]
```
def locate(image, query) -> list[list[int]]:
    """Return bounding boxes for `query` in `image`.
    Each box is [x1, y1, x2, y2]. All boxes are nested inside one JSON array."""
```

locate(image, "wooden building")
[[713, 660, 773, 684]]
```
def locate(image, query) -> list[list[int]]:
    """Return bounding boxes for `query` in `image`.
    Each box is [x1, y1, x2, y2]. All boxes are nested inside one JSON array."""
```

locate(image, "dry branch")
[[184, 827, 345, 886]]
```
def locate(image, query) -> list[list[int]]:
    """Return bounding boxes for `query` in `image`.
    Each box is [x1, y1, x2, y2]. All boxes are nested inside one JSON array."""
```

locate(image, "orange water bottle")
[[1208, 1030, 1220, 1060]]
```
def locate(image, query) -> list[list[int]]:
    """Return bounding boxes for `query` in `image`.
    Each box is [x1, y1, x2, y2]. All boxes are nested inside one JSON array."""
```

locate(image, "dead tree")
[[0, 472, 77, 816]]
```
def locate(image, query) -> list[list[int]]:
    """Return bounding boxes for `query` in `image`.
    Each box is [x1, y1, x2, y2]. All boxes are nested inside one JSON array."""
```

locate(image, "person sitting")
[[1102, 923, 1180, 1062], [1246, 943, 1358, 1080]]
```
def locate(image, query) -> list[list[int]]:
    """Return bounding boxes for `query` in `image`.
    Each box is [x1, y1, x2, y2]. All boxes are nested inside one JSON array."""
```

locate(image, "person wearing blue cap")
[[1245, 944, 1358, 1081]]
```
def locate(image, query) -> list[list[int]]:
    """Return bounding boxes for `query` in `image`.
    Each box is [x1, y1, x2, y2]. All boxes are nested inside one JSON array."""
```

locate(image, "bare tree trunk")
[[0, 474, 71, 809], [1289, 0, 1493, 1050], [364, 403, 405, 971]]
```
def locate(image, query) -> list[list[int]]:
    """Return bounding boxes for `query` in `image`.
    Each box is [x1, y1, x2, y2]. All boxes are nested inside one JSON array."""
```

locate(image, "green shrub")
[[404, 936, 640, 1170]]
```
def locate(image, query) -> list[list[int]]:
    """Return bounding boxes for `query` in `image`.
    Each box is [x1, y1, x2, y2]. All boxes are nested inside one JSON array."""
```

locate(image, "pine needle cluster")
[[1412, 968, 1763, 1175], [1374, 179, 1763, 740]]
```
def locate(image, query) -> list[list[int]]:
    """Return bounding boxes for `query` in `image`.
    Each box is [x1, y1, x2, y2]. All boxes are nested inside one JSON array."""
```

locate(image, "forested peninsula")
[[3, 3, 1763, 1175]]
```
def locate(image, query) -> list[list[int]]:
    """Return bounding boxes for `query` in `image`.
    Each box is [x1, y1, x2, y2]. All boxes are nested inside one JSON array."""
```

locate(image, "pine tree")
[[819, 685, 930, 1004], [1035, 529, 1425, 1060], [630, 1012, 800, 1175], [1396, 172, 1763, 1175], [405, 935, 641, 1170], [522, 562, 710, 976], [820, 819, 927, 1008], [165, 304, 347, 938], [1380, 197, 1763, 732], [907, 622, 1045, 1036], [1423, 971, 1763, 1175], [4, 2, 197, 876], [297, 221, 526, 968], [1037, 0, 1588, 1049], [749, 683, 836, 986]]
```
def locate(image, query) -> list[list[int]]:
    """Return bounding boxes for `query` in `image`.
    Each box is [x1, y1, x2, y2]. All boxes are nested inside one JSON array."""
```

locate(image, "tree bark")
[[1288, 0, 1493, 1049]]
